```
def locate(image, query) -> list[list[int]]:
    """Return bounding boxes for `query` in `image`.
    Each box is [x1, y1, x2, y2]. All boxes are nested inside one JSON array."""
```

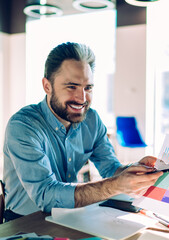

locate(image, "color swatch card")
[[133, 134, 169, 217]]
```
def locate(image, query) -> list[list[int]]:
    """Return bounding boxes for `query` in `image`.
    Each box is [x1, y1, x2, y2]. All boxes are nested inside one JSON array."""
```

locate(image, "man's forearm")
[[74, 165, 128, 208], [74, 177, 120, 208], [74, 162, 161, 208]]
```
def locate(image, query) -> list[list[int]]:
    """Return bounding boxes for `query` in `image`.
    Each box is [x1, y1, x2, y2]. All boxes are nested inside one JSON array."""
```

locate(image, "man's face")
[[46, 59, 94, 127]]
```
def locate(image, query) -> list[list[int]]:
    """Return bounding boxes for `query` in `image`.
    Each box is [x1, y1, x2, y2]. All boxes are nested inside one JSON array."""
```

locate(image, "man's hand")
[[74, 156, 163, 208], [114, 163, 163, 197], [139, 156, 157, 168]]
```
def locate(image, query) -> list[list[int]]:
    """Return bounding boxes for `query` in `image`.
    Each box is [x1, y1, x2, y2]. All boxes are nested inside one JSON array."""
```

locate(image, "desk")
[[0, 211, 167, 240], [0, 211, 94, 239]]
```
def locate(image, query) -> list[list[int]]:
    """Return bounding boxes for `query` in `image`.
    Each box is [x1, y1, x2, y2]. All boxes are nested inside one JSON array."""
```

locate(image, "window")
[[147, 0, 169, 155]]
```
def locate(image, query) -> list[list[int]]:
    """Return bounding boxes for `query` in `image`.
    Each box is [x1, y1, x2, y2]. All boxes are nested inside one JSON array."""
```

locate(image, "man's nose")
[[75, 89, 86, 103]]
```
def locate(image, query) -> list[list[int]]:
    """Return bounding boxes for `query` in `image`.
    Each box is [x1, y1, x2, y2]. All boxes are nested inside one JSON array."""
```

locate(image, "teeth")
[[69, 104, 83, 110]]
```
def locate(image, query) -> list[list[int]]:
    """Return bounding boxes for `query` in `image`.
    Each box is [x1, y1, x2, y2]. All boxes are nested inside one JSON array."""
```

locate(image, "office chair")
[[0, 180, 5, 224], [116, 116, 147, 148]]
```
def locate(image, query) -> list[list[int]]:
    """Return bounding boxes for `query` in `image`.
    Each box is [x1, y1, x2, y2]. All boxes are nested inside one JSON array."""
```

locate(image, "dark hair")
[[44, 42, 95, 85]]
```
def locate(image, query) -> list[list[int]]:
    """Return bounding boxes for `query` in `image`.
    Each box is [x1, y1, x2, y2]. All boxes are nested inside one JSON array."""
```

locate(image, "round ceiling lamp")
[[72, 0, 115, 12], [125, 0, 160, 7], [23, 4, 63, 18]]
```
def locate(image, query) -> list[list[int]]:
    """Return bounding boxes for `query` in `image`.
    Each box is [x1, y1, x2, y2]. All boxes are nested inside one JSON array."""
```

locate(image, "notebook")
[[46, 203, 148, 240]]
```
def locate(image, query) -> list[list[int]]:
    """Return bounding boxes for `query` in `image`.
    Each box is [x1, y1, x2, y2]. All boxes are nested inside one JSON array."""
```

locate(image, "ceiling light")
[[23, 4, 63, 18], [125, 0, 160, 7], [72, 0, 115, 12]]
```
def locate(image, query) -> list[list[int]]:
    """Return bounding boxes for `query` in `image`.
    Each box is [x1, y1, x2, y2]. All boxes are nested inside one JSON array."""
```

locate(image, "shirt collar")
[[40, 97, 80, 132]]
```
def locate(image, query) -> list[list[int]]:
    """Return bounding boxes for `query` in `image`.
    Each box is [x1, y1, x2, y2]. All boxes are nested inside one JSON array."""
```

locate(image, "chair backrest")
[[0, 180, 5, 224], [116, 116, 137, 130], [116, 116, 147, 147]]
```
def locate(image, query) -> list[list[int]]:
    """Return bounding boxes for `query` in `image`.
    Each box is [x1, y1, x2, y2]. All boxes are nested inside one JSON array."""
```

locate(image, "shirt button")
[[68, 174, 71, 178], [55, 127, 58, 131], [68, 158, 71, 162], [62, 126, 64, 129]]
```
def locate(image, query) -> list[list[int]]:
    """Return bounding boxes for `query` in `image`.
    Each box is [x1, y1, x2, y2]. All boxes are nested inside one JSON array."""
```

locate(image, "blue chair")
[[116, 116, 147, 148]]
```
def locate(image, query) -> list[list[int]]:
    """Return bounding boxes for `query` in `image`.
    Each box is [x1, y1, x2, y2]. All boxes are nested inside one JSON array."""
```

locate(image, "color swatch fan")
[[133, 134, 169, 217]]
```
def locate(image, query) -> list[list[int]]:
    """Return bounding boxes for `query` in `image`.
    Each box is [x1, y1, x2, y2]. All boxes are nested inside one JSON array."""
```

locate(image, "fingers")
[[139, 156, 157, 167], [118, 167, 163, 196], [125, 164, 155, 174], [128, 178, 157, 197], [136, 170, 163, 182], [124, 179, 155, 197]]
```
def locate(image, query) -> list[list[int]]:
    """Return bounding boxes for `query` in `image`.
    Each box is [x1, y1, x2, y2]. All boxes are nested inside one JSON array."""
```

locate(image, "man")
[[3, 42, 162, 221]]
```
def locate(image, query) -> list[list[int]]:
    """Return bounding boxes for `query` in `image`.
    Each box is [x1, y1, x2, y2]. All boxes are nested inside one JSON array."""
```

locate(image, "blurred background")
[[0, 0, 169, 180]]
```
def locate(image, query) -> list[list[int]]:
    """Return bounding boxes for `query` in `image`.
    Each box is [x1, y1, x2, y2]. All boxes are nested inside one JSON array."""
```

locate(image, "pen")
[[147, 227, 169, 233], [157, 219, 169, 228], [140, 210, 169, 228], [153, 213, 169, 224]]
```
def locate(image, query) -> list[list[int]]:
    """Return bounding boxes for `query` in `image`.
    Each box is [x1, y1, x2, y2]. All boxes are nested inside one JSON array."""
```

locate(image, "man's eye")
[[85, 86, 93, 91], [68, 86, 76, 89]]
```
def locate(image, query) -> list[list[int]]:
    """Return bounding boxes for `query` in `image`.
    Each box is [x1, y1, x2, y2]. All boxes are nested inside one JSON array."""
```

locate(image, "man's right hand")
[[113, 164, 163, 197], [74, 160, 163, 208]]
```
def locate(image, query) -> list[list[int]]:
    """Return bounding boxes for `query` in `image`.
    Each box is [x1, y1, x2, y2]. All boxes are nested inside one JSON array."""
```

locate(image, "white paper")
[[46, 203, 146, 240], [133, 196, 169, 217], [155, 134, 169, 170], [138, 231, 169, 240]]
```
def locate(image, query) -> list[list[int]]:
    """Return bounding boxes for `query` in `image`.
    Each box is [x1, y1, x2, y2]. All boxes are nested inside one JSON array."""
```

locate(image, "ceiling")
[[25, 0, 117, 16], [0, 0, 146, 34]]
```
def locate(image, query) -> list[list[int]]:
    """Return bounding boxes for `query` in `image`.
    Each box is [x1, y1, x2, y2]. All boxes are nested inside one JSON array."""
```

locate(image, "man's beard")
[[50, 90, 90, 123]]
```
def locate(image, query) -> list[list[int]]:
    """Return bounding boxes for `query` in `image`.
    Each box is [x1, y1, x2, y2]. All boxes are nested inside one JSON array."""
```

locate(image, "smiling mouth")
[[67, 101, 88, 111], [68, 104, 84, 110]]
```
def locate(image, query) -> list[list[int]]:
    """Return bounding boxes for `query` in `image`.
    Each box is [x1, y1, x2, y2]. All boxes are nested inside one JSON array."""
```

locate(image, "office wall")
[[0, 0, 26, 178], [0, 32, 26, 133], [0, 32, 26, 178], [114, 24, 147, 162]]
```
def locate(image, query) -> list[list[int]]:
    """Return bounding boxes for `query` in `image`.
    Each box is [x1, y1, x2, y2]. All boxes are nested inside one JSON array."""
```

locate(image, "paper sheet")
[[46, 203, 148, 240], [137, 231, 169, 240], [155, 134, 169, 170]]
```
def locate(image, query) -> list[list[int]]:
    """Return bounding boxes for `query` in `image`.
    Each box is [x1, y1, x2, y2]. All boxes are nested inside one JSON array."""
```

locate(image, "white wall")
[[114, 24, 147, 163], [0, 33, 10, 146], [9, 34, 26, 115], [0, 32, 26, 178]]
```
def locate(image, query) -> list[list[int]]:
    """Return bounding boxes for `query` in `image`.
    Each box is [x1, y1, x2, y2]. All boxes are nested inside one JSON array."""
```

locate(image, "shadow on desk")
[[0, 211, 94, 239]]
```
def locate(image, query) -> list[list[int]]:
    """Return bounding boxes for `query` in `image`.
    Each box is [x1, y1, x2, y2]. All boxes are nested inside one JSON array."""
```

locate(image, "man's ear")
[[42, 77, 52, 94]]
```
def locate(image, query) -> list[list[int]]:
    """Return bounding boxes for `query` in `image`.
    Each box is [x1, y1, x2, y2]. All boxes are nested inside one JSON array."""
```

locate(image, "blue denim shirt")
[[3, 97, 121, 215]]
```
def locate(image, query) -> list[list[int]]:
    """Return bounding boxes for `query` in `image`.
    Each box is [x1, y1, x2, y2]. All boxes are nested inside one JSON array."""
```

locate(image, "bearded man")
[[3, 42, 162, 221]]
